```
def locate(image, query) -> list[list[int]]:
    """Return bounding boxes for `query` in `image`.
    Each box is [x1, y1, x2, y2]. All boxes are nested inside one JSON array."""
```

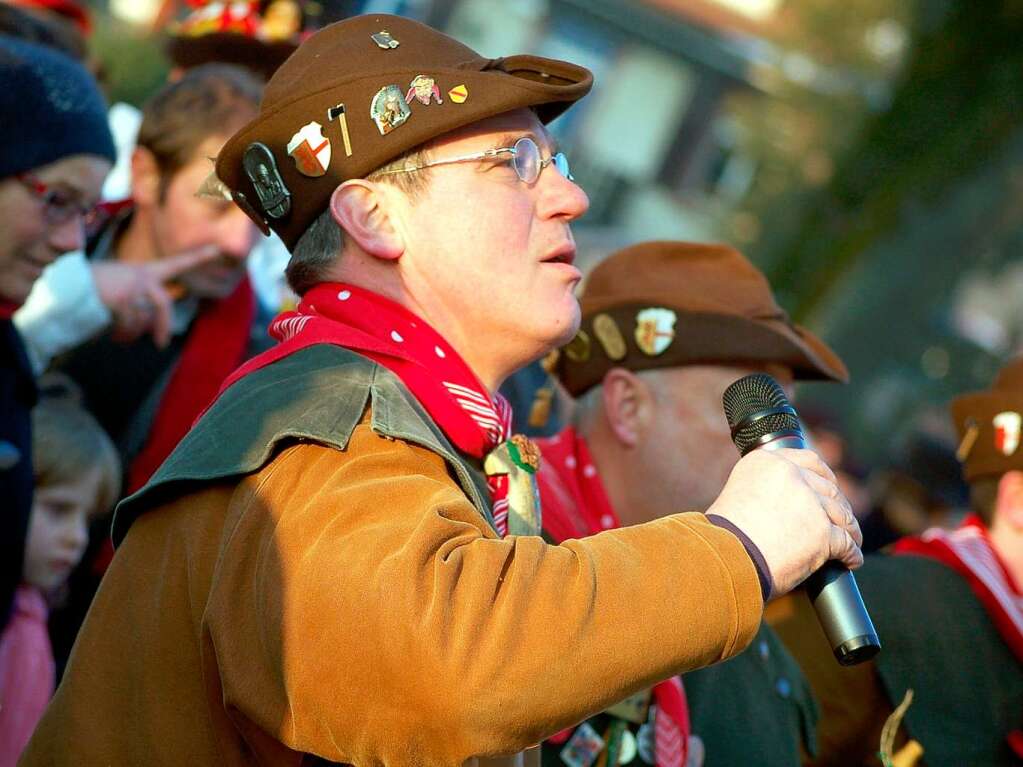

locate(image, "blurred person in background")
[[0, 34, 113, 646], [38, 63, 262, 674], [536, 241, 849, 766], [0, 377, 120, 765], [772, 357, 1023, 766]]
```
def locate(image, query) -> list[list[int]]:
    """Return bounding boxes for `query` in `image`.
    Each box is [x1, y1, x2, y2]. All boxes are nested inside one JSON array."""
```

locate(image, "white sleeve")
[[14, 252, 112, 375]]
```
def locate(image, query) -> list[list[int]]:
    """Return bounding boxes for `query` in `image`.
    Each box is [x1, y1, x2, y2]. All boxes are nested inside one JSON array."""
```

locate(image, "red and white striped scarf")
[[894, 514, 1023, 663], [218, 282, 516, 534]]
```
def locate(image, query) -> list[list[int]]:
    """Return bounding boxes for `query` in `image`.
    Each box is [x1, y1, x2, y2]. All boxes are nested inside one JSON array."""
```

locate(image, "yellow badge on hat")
[[635, 308, 676, 356], [993, 411, 1021, 456], [448, 84, 468, 103], [565, 330, 591, 362], [287, 121, 331, 177]]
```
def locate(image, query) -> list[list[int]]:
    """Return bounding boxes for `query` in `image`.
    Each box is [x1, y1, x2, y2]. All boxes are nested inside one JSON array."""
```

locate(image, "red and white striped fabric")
[[218, 282, 515, 535], [894, 514, 1023, 663]]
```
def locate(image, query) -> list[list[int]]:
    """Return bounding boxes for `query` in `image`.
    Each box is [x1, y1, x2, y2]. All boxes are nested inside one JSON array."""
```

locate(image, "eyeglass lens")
[[511, 137, 572, 184]]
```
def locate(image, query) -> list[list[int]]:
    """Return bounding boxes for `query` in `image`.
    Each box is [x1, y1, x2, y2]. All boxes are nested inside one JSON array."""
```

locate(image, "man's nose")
[[537, 163, 589, 223]]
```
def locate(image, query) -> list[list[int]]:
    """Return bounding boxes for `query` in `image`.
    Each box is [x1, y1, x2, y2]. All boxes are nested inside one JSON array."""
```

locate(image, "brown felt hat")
[[215, 13, 592, 251], [950, 357, 1023, 482], [553, 241, 849, 396]]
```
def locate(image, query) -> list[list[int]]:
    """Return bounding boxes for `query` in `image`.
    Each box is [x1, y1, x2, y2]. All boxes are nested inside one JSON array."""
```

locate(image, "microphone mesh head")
[[722, 373, 802, 454]]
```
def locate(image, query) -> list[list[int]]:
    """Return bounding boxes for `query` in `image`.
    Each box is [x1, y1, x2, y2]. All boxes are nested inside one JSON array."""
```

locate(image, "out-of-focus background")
[[79, 0, 1023, 468]]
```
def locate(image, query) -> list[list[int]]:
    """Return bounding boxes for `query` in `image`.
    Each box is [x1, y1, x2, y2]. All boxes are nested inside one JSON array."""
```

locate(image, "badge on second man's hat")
[[635, 308, 676, 356], [371, 84, 412, 135], [592, 313, 627, 361], [565, 329, 591, 362], [994, 411, 1021, 456], [242, 142, 291, 219], [371, 29, 400, 49], [447, 84, 468, 104], [287, 121, 331, 177]]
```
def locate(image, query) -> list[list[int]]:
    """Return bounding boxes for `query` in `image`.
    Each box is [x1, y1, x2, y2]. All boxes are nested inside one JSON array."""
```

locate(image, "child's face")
[[24, 465, 105, 592]]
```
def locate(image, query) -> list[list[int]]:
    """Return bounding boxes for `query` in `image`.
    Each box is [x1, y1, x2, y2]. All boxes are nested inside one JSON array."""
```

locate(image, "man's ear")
[[329, 180, 404, 261], [995, 470, 1023, 531], [601, 368, 654, 449], [131, 147, 161, 208]]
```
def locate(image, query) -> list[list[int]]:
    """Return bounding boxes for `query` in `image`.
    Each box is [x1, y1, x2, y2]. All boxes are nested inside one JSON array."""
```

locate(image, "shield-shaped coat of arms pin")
[[287, 121, 331, 177], [634, 308, 677, 356]]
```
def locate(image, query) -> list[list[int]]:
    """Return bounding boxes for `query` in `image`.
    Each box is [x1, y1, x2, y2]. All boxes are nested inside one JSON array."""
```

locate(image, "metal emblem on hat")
[[406, 74, 443, 106], [371, 84, 412, 135], [993, 411, 1021, 456], [447, 84, 468, 104], [635, 308, 676, 356], [326, 104, 353, 157], [560, 721, 605, 767], [242, 142, 291, 219], [592, 313, 627, 361], [371, 30, 399, 49], [565, 329, 591, 362], [287, 121, 331, 177]]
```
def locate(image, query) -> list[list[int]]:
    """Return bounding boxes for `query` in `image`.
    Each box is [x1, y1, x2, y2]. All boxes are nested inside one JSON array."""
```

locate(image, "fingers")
[[145, 281, 174, 348], [147, 244, 220, 282], [773, 446, 837, 485], [830, 525, 864, 570], [800, 469, 863, 547]]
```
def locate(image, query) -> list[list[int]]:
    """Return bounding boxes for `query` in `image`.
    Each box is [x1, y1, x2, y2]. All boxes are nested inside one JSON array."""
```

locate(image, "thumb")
[[146, 244, 220, 282]]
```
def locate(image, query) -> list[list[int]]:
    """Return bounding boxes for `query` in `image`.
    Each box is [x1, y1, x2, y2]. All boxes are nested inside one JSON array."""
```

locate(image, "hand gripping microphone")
[[722, 373, 881, 666]]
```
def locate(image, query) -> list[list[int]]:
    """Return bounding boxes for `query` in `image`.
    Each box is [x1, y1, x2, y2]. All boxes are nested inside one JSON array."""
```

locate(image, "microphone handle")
[[749, 434, 881, 666]]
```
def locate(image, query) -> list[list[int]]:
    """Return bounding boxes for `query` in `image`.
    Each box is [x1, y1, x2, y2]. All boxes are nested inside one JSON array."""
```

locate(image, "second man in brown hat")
[[536, 240, 848, 766]]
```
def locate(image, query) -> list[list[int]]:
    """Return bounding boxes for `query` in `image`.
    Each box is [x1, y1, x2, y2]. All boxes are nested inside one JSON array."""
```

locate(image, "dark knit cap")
[[0, 35, 115, 179]]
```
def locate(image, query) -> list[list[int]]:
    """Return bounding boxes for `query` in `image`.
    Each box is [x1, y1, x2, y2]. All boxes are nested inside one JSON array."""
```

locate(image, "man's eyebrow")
[[486, 131, 559, 154]]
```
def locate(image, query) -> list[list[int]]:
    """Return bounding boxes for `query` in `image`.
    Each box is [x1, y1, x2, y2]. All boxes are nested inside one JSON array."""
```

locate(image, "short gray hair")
[[285, 145, 433, 296]]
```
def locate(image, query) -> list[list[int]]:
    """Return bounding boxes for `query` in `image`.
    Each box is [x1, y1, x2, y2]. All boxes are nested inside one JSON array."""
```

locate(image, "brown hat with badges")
[[950, 357, 1023, 482], [165, 0, 318, 82], [553, 241, 848, 396], [215, 13, 592, 251]]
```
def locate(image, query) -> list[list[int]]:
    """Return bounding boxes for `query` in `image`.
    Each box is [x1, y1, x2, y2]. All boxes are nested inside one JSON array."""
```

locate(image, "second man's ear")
[[130, 147, 161, 208], [329, 180, 404, 262], [601, 367, 655, 448]]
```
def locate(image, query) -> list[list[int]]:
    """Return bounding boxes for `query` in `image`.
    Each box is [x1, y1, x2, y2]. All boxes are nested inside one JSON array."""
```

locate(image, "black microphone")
[[722, 373, 881, 666]]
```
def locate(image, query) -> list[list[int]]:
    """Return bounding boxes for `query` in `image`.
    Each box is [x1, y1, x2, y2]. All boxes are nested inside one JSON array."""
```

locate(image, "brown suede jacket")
[[22, 346, 763, 766]]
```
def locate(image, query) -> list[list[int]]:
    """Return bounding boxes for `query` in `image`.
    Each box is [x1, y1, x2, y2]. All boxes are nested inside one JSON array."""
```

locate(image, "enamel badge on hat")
[[635, 308, 677, 356], [242, 142, 291, 219], [406, 74, 443, 106], [371, 85, 411, 135], [994, 411, 1021, 456], [287, 121, 331, 177]]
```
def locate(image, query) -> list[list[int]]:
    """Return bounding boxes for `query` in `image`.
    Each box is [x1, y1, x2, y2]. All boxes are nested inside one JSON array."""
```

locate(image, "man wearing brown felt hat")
[[535, 240, 847, 766], [771, 357, 1023, 767], [24, 16, 862, 766]]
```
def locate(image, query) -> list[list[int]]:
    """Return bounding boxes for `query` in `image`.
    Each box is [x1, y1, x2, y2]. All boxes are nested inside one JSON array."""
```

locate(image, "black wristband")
[[707, 514, 773, 602]]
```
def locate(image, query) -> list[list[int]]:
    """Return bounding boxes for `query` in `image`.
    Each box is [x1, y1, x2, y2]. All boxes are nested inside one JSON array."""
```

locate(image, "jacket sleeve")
[[205, 427, 763, 764]]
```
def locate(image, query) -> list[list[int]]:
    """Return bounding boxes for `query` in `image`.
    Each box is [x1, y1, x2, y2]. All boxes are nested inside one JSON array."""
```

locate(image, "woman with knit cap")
[[0, 35, 114, 641]]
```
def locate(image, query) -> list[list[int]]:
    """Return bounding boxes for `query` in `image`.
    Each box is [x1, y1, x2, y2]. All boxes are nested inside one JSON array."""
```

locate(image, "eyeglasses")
[[377, 136, 573, 185], [15, 172, 98, 226]]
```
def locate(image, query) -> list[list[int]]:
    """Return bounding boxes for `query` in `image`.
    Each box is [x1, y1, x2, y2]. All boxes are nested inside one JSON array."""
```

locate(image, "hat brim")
[[557, 306, 849, 396]]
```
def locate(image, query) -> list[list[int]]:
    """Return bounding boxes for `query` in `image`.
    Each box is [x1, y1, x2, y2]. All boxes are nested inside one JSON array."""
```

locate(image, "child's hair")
[[31, 375, 121, 517]]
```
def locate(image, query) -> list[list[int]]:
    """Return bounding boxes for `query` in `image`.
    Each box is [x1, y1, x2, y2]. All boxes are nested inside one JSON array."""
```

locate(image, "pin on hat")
[[993, 411, 1021, 456], [447, 84, 468, 103], [592, 313, 627, 361], [371, 84, 412, 135], [635, 307, 676, 356], [287, 121, 331, 177], [406, 74, 443, 106], [565, 330, 591, 362], [371, 29, 399, 49], [326, 103, 353, 157], [243, 142, 291, 219]]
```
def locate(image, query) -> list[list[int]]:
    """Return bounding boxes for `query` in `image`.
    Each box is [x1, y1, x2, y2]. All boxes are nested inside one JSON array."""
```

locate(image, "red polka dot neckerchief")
[[218, 282, 521, 534]]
